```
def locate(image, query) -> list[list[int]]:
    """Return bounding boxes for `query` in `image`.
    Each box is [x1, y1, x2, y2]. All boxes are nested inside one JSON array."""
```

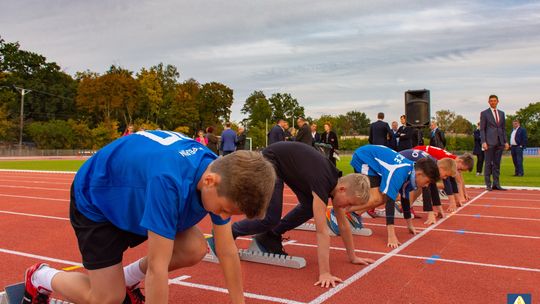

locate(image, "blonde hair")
[[438, 158, 457, 177], [210, 151, 276, 218], [458, 153, 475, 172], [339, 173, 371, 204]]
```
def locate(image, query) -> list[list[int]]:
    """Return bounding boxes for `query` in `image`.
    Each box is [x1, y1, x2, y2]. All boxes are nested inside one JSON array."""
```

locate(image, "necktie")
[[494, 109, 499, 125]]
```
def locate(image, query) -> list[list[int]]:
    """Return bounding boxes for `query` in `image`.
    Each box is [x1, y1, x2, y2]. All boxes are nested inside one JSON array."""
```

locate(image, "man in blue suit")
[[220, 122, 237, 155], [510, 119, 527, 176], [480, 95, 509, 191], [369, 112, 392, 146], [268, 119, 286, 145]]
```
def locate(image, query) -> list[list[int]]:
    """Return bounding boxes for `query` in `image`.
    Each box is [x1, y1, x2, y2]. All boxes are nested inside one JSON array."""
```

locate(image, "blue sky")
[[1, 0, 539, 124]]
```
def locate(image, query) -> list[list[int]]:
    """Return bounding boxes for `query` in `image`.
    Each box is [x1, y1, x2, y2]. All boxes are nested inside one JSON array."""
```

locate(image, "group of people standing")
[[268, 118, 340, 166], [195, 122, 247, 156], [369, 113, 433, 151]]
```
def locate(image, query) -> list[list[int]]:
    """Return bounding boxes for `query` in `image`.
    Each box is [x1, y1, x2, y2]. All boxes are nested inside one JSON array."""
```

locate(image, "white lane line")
[[361, 222, 540, 240], [0, 210, 69, 221], [307, 190, 488, 304], [455, 214, 540, 221], [0, 185, 69, 191], [291, 242, 540, 273], [0, 179, 72, 185], [169, 275, 305, 304], [467, 204, 540, 210], [0, 169, 76, 174], [0, 248, 82, 267], [0, 194, 68, 202]]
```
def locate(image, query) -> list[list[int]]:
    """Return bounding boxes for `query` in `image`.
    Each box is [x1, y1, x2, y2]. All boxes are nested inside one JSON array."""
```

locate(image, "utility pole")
[[14, 86, 31, 150]]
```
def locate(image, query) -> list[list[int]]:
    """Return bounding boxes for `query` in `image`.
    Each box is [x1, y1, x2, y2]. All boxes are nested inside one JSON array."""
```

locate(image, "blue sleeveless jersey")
[[351, 145, 415, 200], [399, 149, 437, 163], [73, 130, 229, 239]]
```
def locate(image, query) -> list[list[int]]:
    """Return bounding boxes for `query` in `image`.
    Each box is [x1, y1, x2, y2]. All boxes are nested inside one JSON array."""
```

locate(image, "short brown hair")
[[210, 151, 276, 218], [488, 94, 498, 100], [340, 173, 370, 204], [458, 153, 474, 172]]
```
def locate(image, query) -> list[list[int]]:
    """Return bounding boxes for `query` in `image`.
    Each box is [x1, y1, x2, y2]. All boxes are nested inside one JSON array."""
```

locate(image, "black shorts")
[[368, 175, 381, 188], [443, 177, 459, 195], [70, 184, 147, 270]]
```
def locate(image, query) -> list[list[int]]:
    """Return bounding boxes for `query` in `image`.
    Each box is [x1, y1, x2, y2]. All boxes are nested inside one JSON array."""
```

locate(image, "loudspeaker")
[[405, 89, 430, 127]]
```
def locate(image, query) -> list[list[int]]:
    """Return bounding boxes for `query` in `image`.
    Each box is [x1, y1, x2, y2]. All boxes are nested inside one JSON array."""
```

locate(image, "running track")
[[0, 170, 539, 303]]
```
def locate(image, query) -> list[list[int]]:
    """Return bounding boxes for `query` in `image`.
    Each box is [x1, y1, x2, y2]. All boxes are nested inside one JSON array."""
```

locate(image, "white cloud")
[[1, 0, 539, 127]]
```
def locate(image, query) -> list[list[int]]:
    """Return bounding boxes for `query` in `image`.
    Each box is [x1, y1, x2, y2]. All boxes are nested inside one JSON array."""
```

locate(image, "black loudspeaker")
[[405, 89, 430, 127]]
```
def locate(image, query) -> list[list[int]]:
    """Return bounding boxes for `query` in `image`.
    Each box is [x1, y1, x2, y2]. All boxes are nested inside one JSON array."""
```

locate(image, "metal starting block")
[[0, 282, 71, 304], [295, 222, 372, 236], [203, 237, 306, 269]]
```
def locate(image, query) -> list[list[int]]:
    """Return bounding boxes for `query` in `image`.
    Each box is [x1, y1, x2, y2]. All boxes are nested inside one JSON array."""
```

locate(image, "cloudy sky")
[[2, 0, 539, 124]]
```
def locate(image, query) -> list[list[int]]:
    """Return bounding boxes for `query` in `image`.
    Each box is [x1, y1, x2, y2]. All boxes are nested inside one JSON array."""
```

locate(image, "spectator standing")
[[220, 122, 237, 156], [206, 126, 219, 155], [388, 121, 399, 151], [368, 112, 391, 146], [429, 121, 446, 148], [311, 123, 321, 146], [397, 115, 413, 151], [473, 122, 484, 176], [295, 117, 312, 146], [195, 130, 208, 146], [480, 94, 509, 191], [510, 119, 527, 176], [236, 126, 247, 150], [123, 125, 135, 136], [321, 122, 339, 166], [268, 119, 286, 145]]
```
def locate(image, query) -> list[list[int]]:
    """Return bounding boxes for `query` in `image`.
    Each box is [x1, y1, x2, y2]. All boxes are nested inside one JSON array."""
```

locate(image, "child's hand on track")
[[314, 273, 343, 288], [424, 211, 436, 225], [387, 234, 401, 248], [350, 256, 375, 265]]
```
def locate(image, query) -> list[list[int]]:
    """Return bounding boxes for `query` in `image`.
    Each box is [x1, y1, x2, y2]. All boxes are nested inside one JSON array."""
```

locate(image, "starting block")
[[295, 208, 372, 236], [203, 236, 306, 269], [0, 282, 71, 304]]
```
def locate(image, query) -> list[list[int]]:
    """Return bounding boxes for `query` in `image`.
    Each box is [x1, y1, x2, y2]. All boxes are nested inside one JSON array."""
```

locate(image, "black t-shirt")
[[262, 141, 339, 204]]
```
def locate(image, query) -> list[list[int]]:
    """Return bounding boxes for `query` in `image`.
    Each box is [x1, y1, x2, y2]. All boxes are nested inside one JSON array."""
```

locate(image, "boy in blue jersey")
[[350, 145, 440, 248], [232, 142, 374, 288], [399, 149, 457, 225], [21, 130, 276, 304]]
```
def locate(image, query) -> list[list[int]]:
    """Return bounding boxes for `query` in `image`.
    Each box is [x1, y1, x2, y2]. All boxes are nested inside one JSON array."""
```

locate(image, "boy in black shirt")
[[232, 142, 373, 288]]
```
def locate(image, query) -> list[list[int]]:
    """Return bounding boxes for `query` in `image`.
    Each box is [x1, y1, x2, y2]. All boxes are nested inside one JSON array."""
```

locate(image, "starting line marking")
[[169, 275, 305, 304], [307, 190, 489, 304], [0, 194, 69, 202]]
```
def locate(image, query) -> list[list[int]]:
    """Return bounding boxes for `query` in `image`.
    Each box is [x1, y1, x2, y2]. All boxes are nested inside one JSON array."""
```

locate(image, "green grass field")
[[0, 156, 538, 187], [335, 155, 539, 187]]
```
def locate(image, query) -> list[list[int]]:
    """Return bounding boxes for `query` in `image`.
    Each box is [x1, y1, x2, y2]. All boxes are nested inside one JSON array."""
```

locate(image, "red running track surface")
[[0, 170, 539, 303]]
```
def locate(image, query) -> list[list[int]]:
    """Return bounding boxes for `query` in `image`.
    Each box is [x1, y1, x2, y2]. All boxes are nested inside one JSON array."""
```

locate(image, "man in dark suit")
[[397, 115, 413, 151], [295, 117, 312, 146], [510, 119, 527, 176], [369, 112, 391, 146], [473, 122, 484, 175], [268, 119, 285, 145], [429, 121, 446, 148], [480, 95, 509, 190], [311, 123, 321, 146], [388, 121, 399, 151]]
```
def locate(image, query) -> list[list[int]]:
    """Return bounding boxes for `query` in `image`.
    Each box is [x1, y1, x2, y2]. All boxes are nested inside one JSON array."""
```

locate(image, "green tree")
[[197, 82, 234, 131], [268, 93, 305, 125], [449, 115, 473, 134], [434, 109, 455, 132], [170, 78, 200, 135], [137, 68, 163, 124], [0, 37, 77, 138], [339, 111, 371, 135]]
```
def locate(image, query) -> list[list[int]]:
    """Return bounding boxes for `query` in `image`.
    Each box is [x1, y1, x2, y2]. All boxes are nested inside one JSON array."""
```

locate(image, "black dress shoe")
[[485, 186, 492, 191], [493, 185, 507, 191]]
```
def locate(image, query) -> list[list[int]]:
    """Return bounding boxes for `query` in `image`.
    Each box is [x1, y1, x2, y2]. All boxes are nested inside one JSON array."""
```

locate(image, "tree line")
[[1, 36, 538, 150]]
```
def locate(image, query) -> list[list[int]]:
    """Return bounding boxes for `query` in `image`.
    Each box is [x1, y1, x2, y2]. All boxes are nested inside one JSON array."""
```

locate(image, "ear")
[[203, 172, 220, 187]]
